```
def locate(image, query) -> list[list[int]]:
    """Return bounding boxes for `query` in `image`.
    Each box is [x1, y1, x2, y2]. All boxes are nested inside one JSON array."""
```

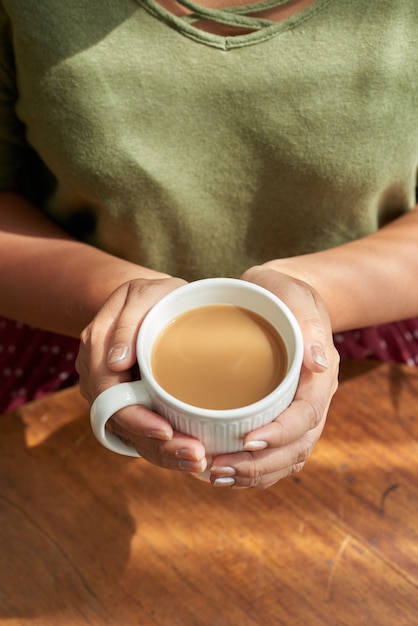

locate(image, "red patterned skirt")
[[0, 318, 80, 413], [0, 316, 417, 413]]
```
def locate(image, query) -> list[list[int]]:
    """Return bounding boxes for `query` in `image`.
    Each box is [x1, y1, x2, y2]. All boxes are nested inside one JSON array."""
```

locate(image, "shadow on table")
[[339, 358, 418, 412], [1, 361, 418, 624], [0, 411, 136, 622]]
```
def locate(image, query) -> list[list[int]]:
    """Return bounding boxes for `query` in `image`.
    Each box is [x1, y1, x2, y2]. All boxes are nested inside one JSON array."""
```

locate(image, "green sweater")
[[0, 0, 417, 280]]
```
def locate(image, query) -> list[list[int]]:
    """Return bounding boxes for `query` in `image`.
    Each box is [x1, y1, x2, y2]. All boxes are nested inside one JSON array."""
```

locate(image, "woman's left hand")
[[208, 265, 340, 490]]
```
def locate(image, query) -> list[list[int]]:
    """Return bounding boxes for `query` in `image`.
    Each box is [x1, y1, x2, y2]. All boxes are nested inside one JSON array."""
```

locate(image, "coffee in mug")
[[151, 304, 288, 410], [90, 278, 303, 480]]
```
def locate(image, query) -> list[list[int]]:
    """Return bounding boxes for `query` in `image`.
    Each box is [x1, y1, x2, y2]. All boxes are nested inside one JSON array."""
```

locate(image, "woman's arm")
[[0, 191, 169, 336], [255, 206, 418, 332]]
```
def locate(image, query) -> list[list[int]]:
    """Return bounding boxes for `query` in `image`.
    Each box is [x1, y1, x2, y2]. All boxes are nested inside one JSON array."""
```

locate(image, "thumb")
[[107, 340, 137, 371], [306, 340, 329, 373]]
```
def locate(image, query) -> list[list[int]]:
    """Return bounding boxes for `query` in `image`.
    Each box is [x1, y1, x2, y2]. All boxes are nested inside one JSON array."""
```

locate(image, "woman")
[[1, 0, 417, 488]]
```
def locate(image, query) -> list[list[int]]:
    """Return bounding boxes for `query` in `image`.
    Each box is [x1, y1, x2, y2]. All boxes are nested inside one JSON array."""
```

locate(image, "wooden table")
[[1, 360, 418, 626]]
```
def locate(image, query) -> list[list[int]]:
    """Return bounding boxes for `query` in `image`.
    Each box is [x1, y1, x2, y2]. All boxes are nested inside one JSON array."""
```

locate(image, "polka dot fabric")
[[1, 315, 418, 413], [0, 317, 79, 413], [335, 317, 418, 367]]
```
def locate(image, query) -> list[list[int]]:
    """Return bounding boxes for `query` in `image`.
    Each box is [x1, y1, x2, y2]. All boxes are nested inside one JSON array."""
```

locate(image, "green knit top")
[[0, 0, 417, 280]]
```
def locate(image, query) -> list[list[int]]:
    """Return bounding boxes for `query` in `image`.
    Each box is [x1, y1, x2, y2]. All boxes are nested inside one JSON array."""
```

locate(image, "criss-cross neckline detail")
[[135, 0, 333, 49], [177, 0, 294, 29]]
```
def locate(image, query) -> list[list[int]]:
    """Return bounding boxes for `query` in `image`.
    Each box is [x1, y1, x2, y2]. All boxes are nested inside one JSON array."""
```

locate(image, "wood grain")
[[0, 360, 417, 625]]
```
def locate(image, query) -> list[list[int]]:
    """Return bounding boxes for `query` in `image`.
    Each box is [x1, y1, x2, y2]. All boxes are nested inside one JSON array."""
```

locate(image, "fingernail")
[[311, 344, 328, 369], [210, 465, 236, 476], [108, 343, 129, 364], [176, 447, 201, 461], [213, 477, 236, 487], [178, 459, 205, 472], [146, 429, 172, 441], [243, 440, 268, 451]]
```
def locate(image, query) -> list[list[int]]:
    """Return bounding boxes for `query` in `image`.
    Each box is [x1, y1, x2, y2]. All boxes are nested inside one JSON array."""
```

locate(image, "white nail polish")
[[311, 344, 328, 369], [213, 477, 235, 487], [108, 344, 129, 363], [243, 440, 268, 451]]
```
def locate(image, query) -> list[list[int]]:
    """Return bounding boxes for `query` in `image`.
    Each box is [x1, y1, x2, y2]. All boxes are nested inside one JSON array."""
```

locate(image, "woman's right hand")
[[76, 276, 208, 473]]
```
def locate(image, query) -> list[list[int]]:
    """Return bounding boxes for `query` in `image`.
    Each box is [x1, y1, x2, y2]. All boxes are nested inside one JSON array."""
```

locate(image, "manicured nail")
[[146, 429, 172, 441], [311, 344, 328, 369], [243, 440, 268, 451], [210, 465, 236, 476], [108, 343, 129, 364], [213, 477, 236, 487], [178, 459, 205, 472], [176, 448, 201, 461]]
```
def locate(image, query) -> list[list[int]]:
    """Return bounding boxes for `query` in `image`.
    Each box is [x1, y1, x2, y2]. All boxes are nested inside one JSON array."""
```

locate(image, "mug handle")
[[90, 380, 152, 457]]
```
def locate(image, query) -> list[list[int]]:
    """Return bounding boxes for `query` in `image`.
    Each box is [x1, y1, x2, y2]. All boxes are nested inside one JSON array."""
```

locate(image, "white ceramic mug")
[[90, 278, 303, 478]]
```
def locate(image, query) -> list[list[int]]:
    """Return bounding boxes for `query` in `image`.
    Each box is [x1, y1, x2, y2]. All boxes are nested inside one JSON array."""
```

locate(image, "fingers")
[[76, 277, 186, 403], [106, 405, 207, 472], [210, 445, 313, 490], [76, 282, 134, 403], [105, 277, 186, 373], [77, 276, 208, 475], [244, 363, 337, 448], [209, 360, 338, 489], [209, 411, 325, 490], [241, 267, 337, 374], [79, 268, 339, 487]]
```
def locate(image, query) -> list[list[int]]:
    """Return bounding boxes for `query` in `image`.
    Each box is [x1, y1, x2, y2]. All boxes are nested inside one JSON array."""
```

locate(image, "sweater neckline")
[[136, 0, 333, 49]]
